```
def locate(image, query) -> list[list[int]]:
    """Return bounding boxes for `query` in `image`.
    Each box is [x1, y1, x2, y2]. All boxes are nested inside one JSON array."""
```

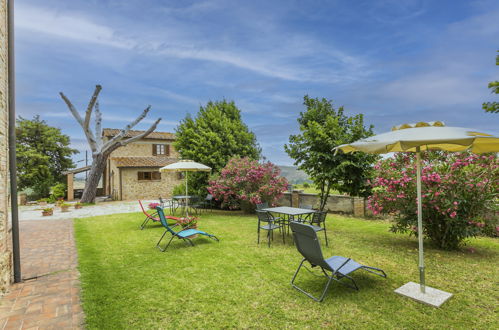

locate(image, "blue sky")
[[15, 0, 499, 165]]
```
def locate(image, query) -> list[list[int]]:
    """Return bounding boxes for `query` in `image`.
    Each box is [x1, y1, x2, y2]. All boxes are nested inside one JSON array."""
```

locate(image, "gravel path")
[[19, 200, 159, 221]]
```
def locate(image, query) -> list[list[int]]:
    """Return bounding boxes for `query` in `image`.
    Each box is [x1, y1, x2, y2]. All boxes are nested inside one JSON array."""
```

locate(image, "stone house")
[[102, 128, 183, 200], [0, 0, 11, 295]]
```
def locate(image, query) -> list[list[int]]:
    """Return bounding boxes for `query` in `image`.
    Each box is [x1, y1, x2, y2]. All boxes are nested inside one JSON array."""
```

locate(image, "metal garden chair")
[[256, 210, 284, 247], [155, 206, 219, 252], [298, 204, 314, 221], [256, 202, 269, 210], [306, 210, 329, 246], [159, 196, 174, 215], [290, 221, 386, 302], [201, 194, 214, 212]]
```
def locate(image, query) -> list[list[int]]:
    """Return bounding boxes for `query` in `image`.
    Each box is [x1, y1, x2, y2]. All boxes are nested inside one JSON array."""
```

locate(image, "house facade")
[[0, 0, 11, 295], [102, 129, 183, 200]]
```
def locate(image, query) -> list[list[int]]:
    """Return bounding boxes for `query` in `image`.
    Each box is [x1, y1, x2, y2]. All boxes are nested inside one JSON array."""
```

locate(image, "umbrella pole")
[[185, 171, 188, 217], [416, 147, 425, 293], [395, 148, 452, 307]]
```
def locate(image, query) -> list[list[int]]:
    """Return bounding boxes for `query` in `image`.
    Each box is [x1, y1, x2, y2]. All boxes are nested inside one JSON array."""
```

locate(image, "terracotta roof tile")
[[102, 128, 175, 140], [112, 157, 178, 168]]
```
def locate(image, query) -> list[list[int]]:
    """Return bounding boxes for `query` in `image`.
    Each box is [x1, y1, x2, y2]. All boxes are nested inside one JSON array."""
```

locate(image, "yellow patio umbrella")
[[160, 160, 211, 217], [335, 121, 499, 307]]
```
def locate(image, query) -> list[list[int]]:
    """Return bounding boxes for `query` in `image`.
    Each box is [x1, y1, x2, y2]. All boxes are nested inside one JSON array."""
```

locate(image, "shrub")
[[302, 182, 310, 188], [172, 183, 187, 197], [368, 151, 499, 249], [50, 183, 66, 202], [208, 157, 288, 210]]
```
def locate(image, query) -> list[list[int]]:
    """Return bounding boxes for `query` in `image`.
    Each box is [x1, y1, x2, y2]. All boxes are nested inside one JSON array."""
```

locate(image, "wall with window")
[[120, 167, 181, 200], [0, 0, 12, 295], [108, 139, 178, 158]]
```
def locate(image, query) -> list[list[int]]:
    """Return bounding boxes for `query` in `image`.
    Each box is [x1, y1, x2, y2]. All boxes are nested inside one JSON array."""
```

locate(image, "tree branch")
[[84, 85, 102, 131], [59, 91, 98, 153], [59, 92, 84, 127], [120, 118, 162, 146], [94, 101, 103, 150], [101, 105, 151, 151]]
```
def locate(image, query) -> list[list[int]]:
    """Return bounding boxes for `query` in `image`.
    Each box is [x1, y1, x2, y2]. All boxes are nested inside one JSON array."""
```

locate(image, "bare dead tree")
[[60, 85, 161, 203]]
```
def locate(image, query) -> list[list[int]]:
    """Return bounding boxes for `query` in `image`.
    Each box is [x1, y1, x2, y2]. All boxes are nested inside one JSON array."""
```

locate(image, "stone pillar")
[[0, 0, 11, 295], [67, 173, 74, 201], [291, 190, 303, 208], [353, 197, 366, 218]]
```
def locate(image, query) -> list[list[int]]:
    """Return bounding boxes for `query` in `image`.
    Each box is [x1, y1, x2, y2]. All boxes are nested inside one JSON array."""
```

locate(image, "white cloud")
[[15, 4, 134, 49], [380, 72, 487, 107], [15, 3, 370, 83]]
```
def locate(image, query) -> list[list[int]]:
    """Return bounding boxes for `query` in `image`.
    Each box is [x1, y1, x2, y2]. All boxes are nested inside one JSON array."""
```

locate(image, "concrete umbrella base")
[[394, 281, 453, 307]]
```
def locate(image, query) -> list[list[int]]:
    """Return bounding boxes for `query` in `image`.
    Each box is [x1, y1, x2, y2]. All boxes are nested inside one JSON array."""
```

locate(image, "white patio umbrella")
[[335, 121, 499, 307], [160, 160, 211, 217]]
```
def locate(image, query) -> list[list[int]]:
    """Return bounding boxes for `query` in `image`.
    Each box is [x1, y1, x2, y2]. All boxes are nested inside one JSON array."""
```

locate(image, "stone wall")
[[0, 0, 11, 295], [277, 191, 368, 217], [110, 139, 179, 158], [120, 167, 181, 200]]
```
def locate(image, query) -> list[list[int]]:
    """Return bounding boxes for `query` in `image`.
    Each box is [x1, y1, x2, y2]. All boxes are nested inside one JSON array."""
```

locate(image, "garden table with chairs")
[[261, 206, 316, 222], [260, 206, 329, 247], [262, 206, 317, 238]]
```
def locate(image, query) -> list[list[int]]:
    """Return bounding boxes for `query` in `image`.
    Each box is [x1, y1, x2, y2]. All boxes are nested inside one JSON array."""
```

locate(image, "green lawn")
[[74, 211, 498, 329]]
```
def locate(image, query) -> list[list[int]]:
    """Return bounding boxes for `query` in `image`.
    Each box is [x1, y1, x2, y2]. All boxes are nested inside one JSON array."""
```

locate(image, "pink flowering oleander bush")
[[368, 151, 499, 250], [208, 157, 288, 211]]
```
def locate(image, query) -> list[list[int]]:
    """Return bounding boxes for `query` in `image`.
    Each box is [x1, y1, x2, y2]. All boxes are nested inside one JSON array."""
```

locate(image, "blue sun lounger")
[[155, 206, 219, 252]]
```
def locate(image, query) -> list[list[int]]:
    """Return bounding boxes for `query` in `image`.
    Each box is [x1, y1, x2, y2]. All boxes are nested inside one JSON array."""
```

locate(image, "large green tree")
[[285, 96, 377, 211], [175, 100, 260, 194], [16, 116, 77, 198], [482, 50, 499, 113]]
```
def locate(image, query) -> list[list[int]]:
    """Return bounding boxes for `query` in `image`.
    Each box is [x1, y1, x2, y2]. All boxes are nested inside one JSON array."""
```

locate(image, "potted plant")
[[60, 203, 71, 212], [74, 202, 83, 209], [38, 198, 48, 206], [42, 207, 53, 216], [177, 217, 198, 238], [148, 202, 160, 210]]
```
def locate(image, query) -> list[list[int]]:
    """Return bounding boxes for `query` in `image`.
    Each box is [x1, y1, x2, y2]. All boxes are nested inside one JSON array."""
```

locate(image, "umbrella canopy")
[[335, 121, 499, 306], [160, 160, 211, 172], [337, 121, 499, 154], [160, 160, 211, 217]]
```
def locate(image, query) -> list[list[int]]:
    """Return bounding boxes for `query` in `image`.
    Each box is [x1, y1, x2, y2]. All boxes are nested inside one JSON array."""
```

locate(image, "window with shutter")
[[153, 144, 168, 156], [138, 171, 161, 181]]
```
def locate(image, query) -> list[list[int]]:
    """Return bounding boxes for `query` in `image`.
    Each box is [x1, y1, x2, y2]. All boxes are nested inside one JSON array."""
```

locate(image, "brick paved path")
[[0, 220, 84, 329]]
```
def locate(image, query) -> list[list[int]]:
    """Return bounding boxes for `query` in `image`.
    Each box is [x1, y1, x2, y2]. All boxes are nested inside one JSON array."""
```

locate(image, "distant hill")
[[278, 165, 311, 184]]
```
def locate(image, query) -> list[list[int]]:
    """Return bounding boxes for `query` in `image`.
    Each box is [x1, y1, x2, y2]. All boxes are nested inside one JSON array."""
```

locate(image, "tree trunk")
[[80, 153, 106, 203], [80, 144, 119, 203]]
